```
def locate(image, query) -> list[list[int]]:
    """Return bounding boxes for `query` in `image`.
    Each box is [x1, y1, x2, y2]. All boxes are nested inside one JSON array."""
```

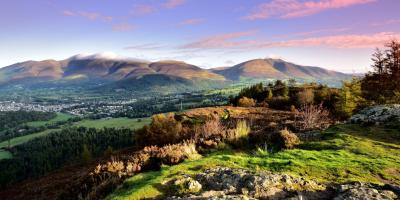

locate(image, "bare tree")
[[297, 103, 330, 131]]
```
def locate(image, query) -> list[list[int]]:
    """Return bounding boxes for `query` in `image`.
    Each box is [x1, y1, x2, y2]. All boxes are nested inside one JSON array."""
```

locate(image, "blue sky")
[[1, 0, 400, 72]]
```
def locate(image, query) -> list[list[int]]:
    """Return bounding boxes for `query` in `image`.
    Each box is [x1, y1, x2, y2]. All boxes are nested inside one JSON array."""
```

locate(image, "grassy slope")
[[107, 123, 400, 200], [26, 113, 73, 127]]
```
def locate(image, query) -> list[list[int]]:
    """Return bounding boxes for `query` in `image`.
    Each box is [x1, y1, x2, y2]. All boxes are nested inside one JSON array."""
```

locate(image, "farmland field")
[[26, 113, 73, 127], [74, 117, 151, 130]]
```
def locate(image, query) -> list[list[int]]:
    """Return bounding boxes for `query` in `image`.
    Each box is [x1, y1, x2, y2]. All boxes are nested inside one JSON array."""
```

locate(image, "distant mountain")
[[0, 54, 227, 93], [0, 55, 352, 93], [210, 58, 351, 81]]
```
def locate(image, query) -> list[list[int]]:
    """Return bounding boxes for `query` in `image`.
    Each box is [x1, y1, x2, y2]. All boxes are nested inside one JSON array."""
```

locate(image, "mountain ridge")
[[0, 55, 353, 92]]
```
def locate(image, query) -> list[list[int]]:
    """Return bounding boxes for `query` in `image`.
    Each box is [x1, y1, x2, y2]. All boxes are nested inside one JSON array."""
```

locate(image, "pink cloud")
[[182, 32, 400, 50], [62, 10, 75, 16], [273, 27, 350, 39], [177, 18, 204, 26], [78, 11, 100, 20], [163, 0, 185, 9], [132, 4, 157, 15], [182, 31, 257, 49], [62, 10, 112, 22], [244, 0, 376, 20], [112, 23, 136, 32], [261, 32, 400, 48]]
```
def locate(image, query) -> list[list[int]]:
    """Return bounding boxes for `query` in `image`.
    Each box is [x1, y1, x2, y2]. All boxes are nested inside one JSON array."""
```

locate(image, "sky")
[[0, 0, 400, 73]]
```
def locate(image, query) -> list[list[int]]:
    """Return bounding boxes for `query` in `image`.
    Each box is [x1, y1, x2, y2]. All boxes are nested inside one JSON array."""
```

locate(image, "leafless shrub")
[[200, 115, 226, 140], [297, 103, 330, 131]]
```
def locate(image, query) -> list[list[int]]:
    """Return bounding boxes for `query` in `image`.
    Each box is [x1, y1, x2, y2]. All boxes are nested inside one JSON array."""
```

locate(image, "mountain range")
[[0, 54, 352, 92]]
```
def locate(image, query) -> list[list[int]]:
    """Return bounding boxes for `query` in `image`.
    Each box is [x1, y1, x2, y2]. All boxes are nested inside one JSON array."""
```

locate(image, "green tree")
[[82, 144, 92, 163], [267, 88, 273, 99], [336, 78, 365, 118], [104, 146, 114, 157]]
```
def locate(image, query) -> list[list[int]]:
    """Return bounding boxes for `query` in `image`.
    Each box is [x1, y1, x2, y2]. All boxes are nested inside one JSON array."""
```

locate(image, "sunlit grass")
[[107, 123, 400, 200]]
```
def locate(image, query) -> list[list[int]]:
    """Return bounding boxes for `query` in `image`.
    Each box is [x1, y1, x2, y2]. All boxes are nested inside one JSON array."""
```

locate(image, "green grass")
[[74, 117, 151, 130], [0, 149, 12, 160], [107, 123, 400, 200], [0, 128, 61, 149], [26, 113, 73, 127]]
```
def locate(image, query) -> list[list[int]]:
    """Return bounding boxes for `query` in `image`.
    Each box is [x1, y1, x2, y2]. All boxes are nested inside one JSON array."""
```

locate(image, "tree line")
[[0, 111, 56, 132], [0, 127, 134, 188]]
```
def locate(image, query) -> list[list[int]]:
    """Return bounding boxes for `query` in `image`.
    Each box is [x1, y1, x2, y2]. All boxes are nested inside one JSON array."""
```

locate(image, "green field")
[[26, 113, 73, 127], [74, 117, 151, 130], [0, 128, 61, 149], [107, 123, 400, 200], [0, 149, 12, 160]]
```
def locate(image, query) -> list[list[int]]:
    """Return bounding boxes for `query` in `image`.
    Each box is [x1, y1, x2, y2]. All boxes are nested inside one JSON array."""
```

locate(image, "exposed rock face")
[[167, 168, 331, 200], [350, 104, 400, 124], [167, 168, 399, 200], [334, 182, 398, 200]]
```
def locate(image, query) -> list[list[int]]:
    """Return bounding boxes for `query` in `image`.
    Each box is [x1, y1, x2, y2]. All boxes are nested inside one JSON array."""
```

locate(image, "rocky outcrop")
[[167, 168, 399, 200], [350, 104, 400, 124], [334, 182, 398, 200]]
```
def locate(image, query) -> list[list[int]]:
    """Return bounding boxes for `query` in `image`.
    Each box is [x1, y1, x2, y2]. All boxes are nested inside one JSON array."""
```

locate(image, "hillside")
[[210, 58, 352, 81], [0, 106, 399, 200]]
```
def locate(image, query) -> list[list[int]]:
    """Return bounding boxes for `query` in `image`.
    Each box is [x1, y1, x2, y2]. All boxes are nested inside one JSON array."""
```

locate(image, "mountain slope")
[[211, 58, 351, 81]]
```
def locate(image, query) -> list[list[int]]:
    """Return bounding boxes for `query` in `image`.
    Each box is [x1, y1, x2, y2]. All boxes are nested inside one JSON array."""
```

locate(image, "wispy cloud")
[[274, 27, 350, 39], [371, 19, 400, 26], [261, 32, 400, 48], [243, 0, 376, 20], [177, 18, 204, 27], [182, 31, 400, 50], [131, 0, 185, 16], [112, 23, 135, 32], [131, 4, 157, 15], [62, 10, 113, 22], [62, 10, 75, 16], [124, 43, 167, 50], [181, 30, 258, 49], [163, 0, 186, 9]]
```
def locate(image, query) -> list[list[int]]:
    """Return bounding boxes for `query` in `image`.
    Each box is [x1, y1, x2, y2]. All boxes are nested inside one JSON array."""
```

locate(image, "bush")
[[200, 115, 226, 140], [238, 97, 256, 107], [297, 103, 330, 131], [135, 113, 184, 146], [228, 120, 250, 147], [275, 129, 300, 149], [297, 88, 314, 105], [267, 96, 291, 110]]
